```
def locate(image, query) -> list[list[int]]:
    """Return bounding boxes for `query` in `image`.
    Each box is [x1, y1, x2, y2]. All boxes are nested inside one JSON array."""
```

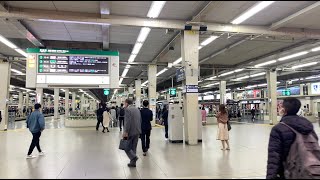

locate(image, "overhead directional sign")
[[169, 88, 176, 96], [104, 89, 110, 95]]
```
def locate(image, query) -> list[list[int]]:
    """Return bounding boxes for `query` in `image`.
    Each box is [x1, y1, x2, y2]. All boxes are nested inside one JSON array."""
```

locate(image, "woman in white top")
[[216, 104, 230, 150], [102, 108, 111, 133], [110, 107, 117, 127]]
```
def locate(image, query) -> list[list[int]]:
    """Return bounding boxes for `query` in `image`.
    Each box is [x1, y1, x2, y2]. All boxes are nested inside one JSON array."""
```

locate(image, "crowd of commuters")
[[24, 97, 320, 178]]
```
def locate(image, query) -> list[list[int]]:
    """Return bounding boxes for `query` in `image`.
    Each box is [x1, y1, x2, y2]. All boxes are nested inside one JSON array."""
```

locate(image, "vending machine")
[[168, 104, 183, 143]]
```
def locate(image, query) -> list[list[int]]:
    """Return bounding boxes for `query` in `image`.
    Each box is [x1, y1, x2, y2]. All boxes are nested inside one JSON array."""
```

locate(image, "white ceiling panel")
[[110, 1, 152, 18], [110, 26, 140, 44], [278, 5, 320, 29], [52, 1, 100, 14], [243, 1, 316, 26], [159, 1, 207, 20], [0, 19, 25, 39], [201, 1, 258, 23], [135, 29, 177, 62], [0, 42, 22, 57], [6, 1, 56, 10], [205, 39, 303, 65]]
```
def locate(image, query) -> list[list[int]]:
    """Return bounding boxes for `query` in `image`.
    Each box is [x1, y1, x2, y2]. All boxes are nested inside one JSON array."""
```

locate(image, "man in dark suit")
[[140, 100, 153, 156]]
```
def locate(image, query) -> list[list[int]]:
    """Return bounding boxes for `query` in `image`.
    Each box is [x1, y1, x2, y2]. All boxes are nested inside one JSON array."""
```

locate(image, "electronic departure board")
[[38, 55, 109, 74]]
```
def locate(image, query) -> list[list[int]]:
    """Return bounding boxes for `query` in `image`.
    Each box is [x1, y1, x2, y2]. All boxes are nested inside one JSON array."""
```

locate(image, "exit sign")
[[169, 88, 176, 96], [104, 89, 110, 96]]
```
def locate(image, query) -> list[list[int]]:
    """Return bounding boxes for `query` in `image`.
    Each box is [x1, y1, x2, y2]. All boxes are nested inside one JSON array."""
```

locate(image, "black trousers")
[[96, 119, 103, 130], [164, 120, 168, 138], [28, 131, 42, 155], [141, 130, 151, 152], [119, 117, 124, 130]]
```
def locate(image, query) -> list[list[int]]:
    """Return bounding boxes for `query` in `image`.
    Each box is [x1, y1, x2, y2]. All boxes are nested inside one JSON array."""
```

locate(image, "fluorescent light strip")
[[250, 72, 266, 77], [200, 36, 218, 46], [235, 75, 249, 80], [121, 68, 129, 77], [38, 19, 110, 26], [278, 51, 309, 61], [128, 54, 136, 63], [257, 83, 267, 87], [234, 68, 244, 72], [311, 46, 320, 52], [147, 1, 166, 18], [15, 48, 28, 57], [142, 80, 149, 86], [156, 68, 168, 76], [132, 43, 143, 55], [0, 35, 17, 49], [11, 69, 25, 75], [137, 27, 151, 43], [198, 46, 203, 50], [231, 1, 275, 24], [292, 62, 318, 69], [218, 71, 234, 77], [204, 82, 219, 87], [254, 60, 277, 67], [119, 78, 124, 85], [172, 57, 182, 65], [205, 76, 217, 80]]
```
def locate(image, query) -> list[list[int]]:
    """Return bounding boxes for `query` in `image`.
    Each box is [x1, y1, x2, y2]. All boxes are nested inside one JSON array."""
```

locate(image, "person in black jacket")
[[266, 97, 318, 179], [96, 103, 105, 131], [162, 106, 169, 139], [140, 100, 153, 156]]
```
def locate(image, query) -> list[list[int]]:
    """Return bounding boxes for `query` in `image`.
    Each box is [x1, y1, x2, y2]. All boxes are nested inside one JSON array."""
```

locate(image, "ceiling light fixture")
[[235, 75, 249, 81], [278, 51, 309, 61], [156, 68, 168, 76], [311, 46, 320, 52], [291, 62, 318, 69], [11, 69, 25, 75], [231, 1, 275, 25], [132, 43, 143, 55], [172, 57, 182, 65], [218, 71, 234, 77], [254, 60, 277, 67], [147, 1, 166, 18], [137, 27, 151, 43], [234, 68, 244, 72], [200, 36, 219, 46], [0, 35, 17, 49], [250, 72, 266, 77], [128, 54, 136, 63]]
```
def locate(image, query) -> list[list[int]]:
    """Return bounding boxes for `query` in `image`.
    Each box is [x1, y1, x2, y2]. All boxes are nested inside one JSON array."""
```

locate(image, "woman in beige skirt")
[[216, 104, 230, 150]]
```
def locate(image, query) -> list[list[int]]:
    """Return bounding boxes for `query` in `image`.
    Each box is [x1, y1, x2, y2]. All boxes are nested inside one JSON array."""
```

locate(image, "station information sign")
[[26, 48, 119, 89], [38, 55, 109, 74]]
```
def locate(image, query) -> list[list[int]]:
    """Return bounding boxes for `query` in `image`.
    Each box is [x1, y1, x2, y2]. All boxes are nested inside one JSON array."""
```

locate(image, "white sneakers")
[[26, 155, 36, 159], [26, 151, 45, 159]]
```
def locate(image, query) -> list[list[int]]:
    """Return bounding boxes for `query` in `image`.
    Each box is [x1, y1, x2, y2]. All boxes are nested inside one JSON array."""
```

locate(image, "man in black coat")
[[140, 100, 153, 156], [266, 97, 318, 179]]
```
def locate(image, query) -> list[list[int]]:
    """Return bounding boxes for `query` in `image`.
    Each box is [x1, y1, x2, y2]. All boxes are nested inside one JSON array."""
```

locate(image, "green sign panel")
[[27, 48, 119, 56], [104, 89, 110, 96], [282, 89, 291, 96], [169, 88, 177, 96]]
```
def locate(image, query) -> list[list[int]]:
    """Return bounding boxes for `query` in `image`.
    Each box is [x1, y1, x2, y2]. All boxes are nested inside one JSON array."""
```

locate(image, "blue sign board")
[[176, 67, 185, 82], [185, 85, 198, 93]]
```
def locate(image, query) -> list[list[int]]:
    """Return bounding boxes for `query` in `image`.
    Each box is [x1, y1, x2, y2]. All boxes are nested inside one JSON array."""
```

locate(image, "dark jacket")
[[140, 107, 153, 132], [96, 108, 104, 121], [266, 115, 318, 179], [162, 109, 168, 124]]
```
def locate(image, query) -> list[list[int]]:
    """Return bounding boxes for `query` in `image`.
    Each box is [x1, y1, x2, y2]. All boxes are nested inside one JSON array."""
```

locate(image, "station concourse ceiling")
[[1, 1, 320, 102]]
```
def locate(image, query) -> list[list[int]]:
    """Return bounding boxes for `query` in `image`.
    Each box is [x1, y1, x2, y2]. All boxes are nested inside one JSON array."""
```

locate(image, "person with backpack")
[[267, 97, 320, 179], [119, 103, 125, 131]]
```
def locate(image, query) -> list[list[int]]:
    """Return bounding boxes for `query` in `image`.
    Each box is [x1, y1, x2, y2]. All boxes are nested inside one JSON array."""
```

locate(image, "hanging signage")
[[184, 85, 198, 93], [103, 89, 110, 96], [176, 67, 185, 82], [169, 88, 177, 96], [311, 82, 320, 94]]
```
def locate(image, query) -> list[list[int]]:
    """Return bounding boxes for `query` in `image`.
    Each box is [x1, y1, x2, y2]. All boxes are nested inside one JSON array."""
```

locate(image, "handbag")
[[119, 139, 130, 151], [227, 121, 231, 131]]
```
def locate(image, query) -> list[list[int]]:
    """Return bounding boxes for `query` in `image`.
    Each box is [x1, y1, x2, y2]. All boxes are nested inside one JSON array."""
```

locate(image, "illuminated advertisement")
[[311, 82, 320, 94]]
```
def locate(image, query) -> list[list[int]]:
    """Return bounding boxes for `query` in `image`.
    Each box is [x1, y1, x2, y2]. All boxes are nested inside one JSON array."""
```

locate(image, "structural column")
[[148, 65, 157, 127], [0, 61, 11, 130], [65, 89, 69, 118], [219, 81, 226, 104], [81, 93, 85, 113], [178, 90, 182, 106], [181, 30, 200, 145], [267, 70, 277, 125], [135, 79, 141, 108], [72, 92, 76, 111], [18, 91, 23, 113], [54, 88, 59, 119], [36, 88, 43, 105], [25, 93, 29, 108]]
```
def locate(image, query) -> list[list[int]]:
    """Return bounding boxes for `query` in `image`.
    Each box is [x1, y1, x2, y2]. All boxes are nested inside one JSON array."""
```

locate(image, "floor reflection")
[[8, 115, 65, 130]]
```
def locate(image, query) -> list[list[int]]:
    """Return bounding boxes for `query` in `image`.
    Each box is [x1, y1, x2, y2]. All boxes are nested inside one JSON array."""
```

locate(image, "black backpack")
[[119, 108, 125, 117]]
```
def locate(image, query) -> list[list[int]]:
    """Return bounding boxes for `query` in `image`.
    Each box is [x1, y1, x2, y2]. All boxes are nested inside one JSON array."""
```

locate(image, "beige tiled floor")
[[1, 119, 319, 179]]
